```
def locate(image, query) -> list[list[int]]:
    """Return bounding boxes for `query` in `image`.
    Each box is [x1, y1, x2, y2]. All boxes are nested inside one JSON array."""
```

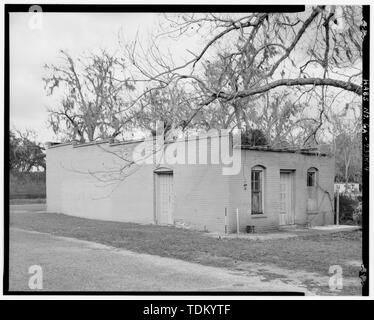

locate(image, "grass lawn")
[[10, 210, 362, 295]]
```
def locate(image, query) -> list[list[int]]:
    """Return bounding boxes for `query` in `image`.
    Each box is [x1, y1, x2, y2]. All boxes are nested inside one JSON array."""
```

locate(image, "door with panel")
[[156, 173, 174, 225], [279, 172, 295, 225]]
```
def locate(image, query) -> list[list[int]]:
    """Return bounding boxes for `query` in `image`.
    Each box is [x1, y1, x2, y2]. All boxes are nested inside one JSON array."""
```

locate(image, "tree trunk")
[[233, 103, 242, 131]]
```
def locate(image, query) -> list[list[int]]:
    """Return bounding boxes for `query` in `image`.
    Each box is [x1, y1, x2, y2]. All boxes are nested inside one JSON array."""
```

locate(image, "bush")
[[337, 194, 361, 225], [9, 171, 46, 199], [353, 203, 362, 226]]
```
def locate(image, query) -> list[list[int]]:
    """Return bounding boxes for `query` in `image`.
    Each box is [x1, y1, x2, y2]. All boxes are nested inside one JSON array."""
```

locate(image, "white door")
[[157, 173, 174, 225], [279, 172, 294, 225]]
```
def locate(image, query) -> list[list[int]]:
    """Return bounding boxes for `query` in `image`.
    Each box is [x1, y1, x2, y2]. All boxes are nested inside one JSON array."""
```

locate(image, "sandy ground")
[[9, 228, 310, 293]]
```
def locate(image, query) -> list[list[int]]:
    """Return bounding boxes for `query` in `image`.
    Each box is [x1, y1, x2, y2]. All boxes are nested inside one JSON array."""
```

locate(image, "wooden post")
[[336, 191, 340, 225], [236, 208, 240, 236]]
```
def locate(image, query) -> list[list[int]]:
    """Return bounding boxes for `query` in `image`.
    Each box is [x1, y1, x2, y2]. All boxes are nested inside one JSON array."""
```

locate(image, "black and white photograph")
[[2, 2, 369, 302]]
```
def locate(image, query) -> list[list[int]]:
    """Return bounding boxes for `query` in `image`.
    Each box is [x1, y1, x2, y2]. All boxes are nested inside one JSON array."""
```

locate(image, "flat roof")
[[240, 145, 330, 156], [46, 139, 331, 157], [45, 133, 227, 149]]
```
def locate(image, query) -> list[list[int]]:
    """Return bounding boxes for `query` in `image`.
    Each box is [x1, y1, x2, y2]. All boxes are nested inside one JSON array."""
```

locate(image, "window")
[[251, 166, 265, 214], [307, 167, 318, 212], [307, 171, 316, 187], [307, 168, 318, 187]]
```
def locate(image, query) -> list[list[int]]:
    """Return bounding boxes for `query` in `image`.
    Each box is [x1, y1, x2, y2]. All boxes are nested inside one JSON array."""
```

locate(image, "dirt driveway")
[[9, 228, 307, 293]]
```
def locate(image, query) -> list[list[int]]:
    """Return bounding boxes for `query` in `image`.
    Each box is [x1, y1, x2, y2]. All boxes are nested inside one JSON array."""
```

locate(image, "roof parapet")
[[239, 145, 332, 156], [45, 141, 72, 149]]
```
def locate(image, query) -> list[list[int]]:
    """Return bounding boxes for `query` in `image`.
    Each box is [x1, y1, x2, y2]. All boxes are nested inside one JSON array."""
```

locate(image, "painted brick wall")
[[173, 163, 229, 232], [227, 150, 335, 232], [46, 135, 229, 232], [47, 138, 335, 234], [162, 135, 229, 233], [47, 141, 154, 224]]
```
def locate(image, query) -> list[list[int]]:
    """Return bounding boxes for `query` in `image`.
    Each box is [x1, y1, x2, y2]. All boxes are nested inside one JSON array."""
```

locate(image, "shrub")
[[353, 203, 362, 226], [337, 194, 360, 225], [9, 171, 46, 199]]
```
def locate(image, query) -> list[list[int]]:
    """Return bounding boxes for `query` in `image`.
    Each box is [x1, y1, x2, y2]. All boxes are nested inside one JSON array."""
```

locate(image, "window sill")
[[251, 214, 268, 219], [307, 211, 319, 215]]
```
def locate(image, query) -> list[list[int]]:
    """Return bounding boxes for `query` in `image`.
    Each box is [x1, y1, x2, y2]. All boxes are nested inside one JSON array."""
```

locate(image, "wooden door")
[[279, 172, 294, 225], [156, 173, 174, 225]]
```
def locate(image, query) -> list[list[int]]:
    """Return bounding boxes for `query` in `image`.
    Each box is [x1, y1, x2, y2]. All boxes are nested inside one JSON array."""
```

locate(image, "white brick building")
[[46, 134, 335, 233]]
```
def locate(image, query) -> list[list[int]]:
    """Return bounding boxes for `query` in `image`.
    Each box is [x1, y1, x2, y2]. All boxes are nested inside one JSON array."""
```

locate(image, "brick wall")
[[47, 137, 335, 234], [47, 141, 154, 223], [227, 149, 335, 232], [173, 163, 229, 232], [46, 136, 229, 232]]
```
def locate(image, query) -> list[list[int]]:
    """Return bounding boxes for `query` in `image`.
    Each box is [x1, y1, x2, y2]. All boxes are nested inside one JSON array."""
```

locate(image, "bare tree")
[[44, 50, 135, 142], [329, 106, 362, 184], [58, 7, 364, 187], [132, 83, 197, 137], [122, 6, 363, 142]]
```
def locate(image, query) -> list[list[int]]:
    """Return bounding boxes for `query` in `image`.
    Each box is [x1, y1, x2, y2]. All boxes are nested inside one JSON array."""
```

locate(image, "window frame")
[[307, 167, 318, 187], [306, 167, 319, 213], [307, 171, 316, 187], [251, 166, 265, 215]]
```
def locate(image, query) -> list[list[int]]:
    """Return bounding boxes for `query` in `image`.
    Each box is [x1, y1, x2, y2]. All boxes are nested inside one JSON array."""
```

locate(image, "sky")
[[9, 12, 164, 141]]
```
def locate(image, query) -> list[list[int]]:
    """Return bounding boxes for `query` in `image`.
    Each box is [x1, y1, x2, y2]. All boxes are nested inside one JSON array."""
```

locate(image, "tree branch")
[[215, 77, 362, 101]]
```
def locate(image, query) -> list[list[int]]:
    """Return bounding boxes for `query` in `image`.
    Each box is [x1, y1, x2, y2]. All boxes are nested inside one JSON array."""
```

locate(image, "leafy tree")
[[9, 129, 45, 172]]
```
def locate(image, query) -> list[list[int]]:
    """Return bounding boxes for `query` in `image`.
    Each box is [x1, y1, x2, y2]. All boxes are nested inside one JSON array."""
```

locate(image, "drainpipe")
[[336, 191, 340, 225], [224, 207, 228, 235]]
